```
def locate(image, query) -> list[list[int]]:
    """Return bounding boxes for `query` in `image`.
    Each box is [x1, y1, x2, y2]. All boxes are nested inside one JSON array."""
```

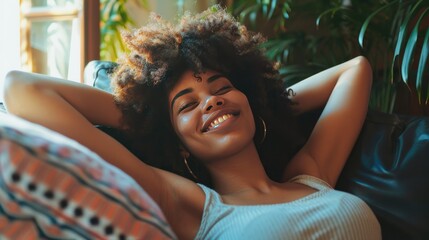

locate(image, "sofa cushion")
[[0, 113, 176, 239], [336, 111, 429, 239]]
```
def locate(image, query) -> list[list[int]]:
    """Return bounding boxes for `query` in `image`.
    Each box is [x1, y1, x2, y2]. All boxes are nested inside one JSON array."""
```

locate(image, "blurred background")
[[1, 0, 428, 115]]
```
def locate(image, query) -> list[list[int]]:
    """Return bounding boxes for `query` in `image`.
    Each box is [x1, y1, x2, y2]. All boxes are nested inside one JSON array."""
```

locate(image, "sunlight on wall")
[[0, 1, 20, 101]]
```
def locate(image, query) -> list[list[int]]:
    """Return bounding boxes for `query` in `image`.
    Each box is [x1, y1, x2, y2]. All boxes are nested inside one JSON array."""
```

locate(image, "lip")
[[201, 108, 239, 133]]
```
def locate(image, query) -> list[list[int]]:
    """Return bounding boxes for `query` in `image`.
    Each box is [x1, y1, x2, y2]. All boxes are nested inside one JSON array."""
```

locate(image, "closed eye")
[[216, 85, 233, 95], [178, 102, 197, 113]]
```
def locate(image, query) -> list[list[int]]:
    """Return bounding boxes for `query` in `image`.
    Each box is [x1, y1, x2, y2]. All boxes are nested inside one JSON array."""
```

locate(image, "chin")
[[204, 134, 255, 160]]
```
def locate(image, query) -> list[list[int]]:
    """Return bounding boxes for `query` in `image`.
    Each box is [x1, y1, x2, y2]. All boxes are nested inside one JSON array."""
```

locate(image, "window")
[[0, 0, 98, 102], [20, 0, 85, 81]]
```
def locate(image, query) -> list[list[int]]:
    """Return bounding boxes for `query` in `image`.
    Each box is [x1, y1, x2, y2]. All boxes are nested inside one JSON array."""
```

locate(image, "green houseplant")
[[100, 0, 149, 61], [229, 0, 331, 87], [228, 0, 429, 115], [320, 0, 429, 114]]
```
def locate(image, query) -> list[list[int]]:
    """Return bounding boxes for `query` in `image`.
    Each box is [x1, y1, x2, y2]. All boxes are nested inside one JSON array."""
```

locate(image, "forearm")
[[283, 56, 372, 185], [3, 70, 122, 128], [288, 56, 372, 115]]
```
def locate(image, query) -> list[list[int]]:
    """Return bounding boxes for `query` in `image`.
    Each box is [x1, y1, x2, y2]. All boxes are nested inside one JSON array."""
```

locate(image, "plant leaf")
[[316, 7, 343, 27], [416, 27, 429, 103], [401, 7, 429, 83], [268, 0, 277, 19], [262, 0, 268, 17], [391, 0, 423, 81], [239, 5, 259, 25], [282, 2, 290, 19], [393, 0, 423, 60], [279, 64, 325, 85], [359, 0, 399, 47]]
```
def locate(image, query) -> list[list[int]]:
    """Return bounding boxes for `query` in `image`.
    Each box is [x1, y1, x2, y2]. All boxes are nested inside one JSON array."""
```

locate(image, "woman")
[[3, 6, 380, 240]]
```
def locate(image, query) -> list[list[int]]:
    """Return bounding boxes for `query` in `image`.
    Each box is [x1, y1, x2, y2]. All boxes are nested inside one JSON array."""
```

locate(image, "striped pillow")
[[0, 113, 176, 239]]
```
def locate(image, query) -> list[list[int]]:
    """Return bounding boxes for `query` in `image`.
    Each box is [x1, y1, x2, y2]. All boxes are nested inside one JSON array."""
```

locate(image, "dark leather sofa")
[[85, 60, 429, 240]]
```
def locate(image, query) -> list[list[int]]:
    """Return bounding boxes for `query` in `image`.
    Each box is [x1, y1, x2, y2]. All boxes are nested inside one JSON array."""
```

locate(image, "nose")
[[204, 96, 224, 112]]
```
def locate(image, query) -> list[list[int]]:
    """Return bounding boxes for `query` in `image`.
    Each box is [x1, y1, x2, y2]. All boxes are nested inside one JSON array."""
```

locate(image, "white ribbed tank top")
[[195, 175, 381, 240]]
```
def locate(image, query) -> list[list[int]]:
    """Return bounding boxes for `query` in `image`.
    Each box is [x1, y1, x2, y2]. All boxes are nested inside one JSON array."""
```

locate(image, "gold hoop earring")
[[258, 116, 267, 144], [184, 157, 198, 180]]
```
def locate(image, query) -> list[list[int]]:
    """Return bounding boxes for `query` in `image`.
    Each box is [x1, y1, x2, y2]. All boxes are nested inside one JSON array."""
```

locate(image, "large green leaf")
[[358, 0, 398, 48], [416, 27, 429, 103], [393, 1, 423, 60], [391, 0, 423, 80], [401, 7, 429, 83]]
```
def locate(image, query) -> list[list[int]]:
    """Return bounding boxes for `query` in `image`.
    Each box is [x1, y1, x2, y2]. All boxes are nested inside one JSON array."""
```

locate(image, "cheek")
[[173, 114, 195, 142], [240, 95, 255, 126]]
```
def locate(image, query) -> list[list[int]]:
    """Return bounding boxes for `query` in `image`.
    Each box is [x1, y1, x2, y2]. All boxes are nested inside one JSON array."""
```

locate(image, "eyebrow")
[[207, 74, 225, 83], [171, 88, 193, 110], [170, 74, 226, 110]]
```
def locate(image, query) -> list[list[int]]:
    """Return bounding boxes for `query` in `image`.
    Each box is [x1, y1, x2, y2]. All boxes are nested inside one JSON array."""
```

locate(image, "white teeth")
[[208, 114, 233, 130]]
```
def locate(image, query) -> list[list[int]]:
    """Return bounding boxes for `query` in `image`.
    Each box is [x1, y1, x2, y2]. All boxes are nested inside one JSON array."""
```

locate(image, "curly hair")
[[111, 5, 304, 186]]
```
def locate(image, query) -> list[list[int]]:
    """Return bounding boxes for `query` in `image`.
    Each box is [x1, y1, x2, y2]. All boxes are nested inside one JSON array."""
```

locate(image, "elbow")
[[3, 70, 34, 114], [352, 56, 373, 88], [354, 56, 371, 70], [3, 71, 23, 105], [4, 70, 29, 92], [353, 56, 373, 78]]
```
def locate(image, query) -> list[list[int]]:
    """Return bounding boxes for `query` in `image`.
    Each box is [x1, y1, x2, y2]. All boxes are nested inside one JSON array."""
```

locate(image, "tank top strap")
[[288, 174, 333, 191], [197, 183, 224, 205]]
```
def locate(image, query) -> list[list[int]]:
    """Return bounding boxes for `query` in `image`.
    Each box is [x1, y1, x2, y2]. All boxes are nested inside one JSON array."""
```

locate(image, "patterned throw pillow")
[[0, 113, 177, 239]]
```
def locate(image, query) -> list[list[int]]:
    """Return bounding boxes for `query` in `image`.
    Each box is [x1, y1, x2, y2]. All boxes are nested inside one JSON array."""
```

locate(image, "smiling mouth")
[[203, 113, 237, 132]]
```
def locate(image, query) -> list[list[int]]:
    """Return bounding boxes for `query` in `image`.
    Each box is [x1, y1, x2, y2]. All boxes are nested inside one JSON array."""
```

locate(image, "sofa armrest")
[[84, 60, 117, 92]]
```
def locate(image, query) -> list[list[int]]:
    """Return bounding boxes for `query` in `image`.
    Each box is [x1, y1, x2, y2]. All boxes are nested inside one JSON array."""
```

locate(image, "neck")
[[206, 143, 274, 195]]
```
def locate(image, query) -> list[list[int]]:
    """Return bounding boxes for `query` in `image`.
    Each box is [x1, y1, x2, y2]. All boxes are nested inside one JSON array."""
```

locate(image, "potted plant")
[[227, 0, 429, 115]]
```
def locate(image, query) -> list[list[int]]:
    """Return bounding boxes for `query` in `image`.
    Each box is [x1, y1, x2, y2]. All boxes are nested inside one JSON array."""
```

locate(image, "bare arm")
[[283, 56, 372, 186], [3, 71, 166, 196], [3, 71, 204, 237], [3, 71, 122, 128]]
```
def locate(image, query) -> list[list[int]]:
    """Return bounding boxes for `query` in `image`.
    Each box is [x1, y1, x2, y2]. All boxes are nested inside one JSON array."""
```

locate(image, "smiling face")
[[169, 69, 256, 163]]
